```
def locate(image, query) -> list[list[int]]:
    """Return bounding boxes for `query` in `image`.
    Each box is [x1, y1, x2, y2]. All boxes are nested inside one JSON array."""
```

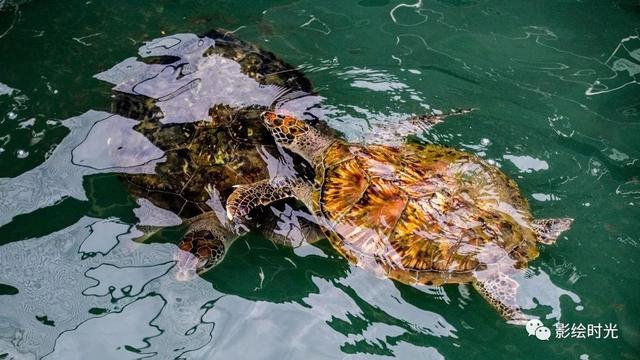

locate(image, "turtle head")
[[261, 110, 333, 163], [262, 111, 311, 145], [173, 232, 226, 282]]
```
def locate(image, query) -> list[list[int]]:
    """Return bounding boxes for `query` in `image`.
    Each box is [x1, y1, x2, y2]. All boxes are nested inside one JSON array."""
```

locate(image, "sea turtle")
[[108, 29, 329, 281], [225, 109, 574, 324]]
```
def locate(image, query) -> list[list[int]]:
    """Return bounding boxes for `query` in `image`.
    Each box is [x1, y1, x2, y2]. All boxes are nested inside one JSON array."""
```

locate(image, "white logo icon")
[[526, 319, 551, 341], [535, 326, 551, 341]]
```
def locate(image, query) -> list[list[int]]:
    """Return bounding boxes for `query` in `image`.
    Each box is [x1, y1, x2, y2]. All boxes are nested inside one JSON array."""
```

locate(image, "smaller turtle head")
[[261, 110, 333, 163], [173, 234, 226, 282]]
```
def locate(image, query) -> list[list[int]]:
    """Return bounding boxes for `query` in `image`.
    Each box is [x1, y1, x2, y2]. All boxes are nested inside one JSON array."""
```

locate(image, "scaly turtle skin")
[[226, 110, 573, 324], [110, 29, 327, 280]]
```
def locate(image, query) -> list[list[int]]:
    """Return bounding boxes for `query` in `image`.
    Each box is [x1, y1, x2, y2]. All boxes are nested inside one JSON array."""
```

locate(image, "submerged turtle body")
[[106, 30, 327, 279], [315, 142, 540, 285], [112, 29, 314, 214], [226, 111, 573, 324], [122, 105, 276, 219]]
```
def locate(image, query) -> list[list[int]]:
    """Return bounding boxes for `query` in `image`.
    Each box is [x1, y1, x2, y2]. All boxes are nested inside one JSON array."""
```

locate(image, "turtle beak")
[[175, 268, 196, 282], [173, 250, 199, 282]]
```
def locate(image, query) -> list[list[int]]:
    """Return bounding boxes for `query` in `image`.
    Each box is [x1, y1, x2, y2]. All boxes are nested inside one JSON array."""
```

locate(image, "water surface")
[[1, 0, 639, 359]]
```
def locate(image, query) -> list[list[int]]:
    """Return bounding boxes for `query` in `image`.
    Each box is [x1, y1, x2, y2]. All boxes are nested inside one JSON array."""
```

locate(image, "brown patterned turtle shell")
[[313, 141, 540, 285]]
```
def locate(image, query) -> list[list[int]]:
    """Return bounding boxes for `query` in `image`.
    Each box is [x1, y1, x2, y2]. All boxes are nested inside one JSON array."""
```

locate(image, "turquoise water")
[[1, 0, 639, 359]]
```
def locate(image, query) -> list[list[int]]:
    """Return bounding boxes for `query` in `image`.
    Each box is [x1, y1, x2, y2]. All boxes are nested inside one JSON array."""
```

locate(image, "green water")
[[1, 0, 639, 359]]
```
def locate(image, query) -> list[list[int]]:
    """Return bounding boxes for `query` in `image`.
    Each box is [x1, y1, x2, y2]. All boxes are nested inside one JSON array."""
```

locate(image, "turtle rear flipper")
[[533, 218, 574, 245], [473, 271, 529, 325], [404, 108, 476, 131], [372, 108, 476, 145]]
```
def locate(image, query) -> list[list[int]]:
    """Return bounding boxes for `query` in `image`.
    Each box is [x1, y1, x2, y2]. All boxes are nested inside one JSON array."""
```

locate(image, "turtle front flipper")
[[226, 178, 313, 221], [473, 271, 529, 325], [533, 218, 574, 245], [173, 212, 236, 281]]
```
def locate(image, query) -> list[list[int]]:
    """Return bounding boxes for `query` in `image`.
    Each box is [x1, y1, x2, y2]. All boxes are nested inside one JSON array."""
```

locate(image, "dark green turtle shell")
[[111, 29, 331, 221]]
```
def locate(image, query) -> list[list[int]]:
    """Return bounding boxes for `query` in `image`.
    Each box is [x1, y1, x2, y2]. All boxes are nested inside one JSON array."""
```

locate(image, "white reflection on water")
[[0, 29, 589, 359], [0, 217, 218, 358], [83, 262, 174, 302], [503, 154, 549, 173], [71, 115, 164, 170], [586, 32, 640, 96], [0, 111, 163, 228], [187, 272, 451, 358], [0, 215, 455, 359], [45, 295, 165, 360], [514, 269, 581, 321], [0, 81, 14, 96], [96, 33, 305, 125], [78, 219, 129, 259]]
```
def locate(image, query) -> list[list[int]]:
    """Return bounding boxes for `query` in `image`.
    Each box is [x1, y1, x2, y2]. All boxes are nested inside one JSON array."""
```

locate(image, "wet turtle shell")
[[226, 100, 572, 322], [315, 142, 540, 285], [120, 104, 278, 219], [112, 29, 327, 221]]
